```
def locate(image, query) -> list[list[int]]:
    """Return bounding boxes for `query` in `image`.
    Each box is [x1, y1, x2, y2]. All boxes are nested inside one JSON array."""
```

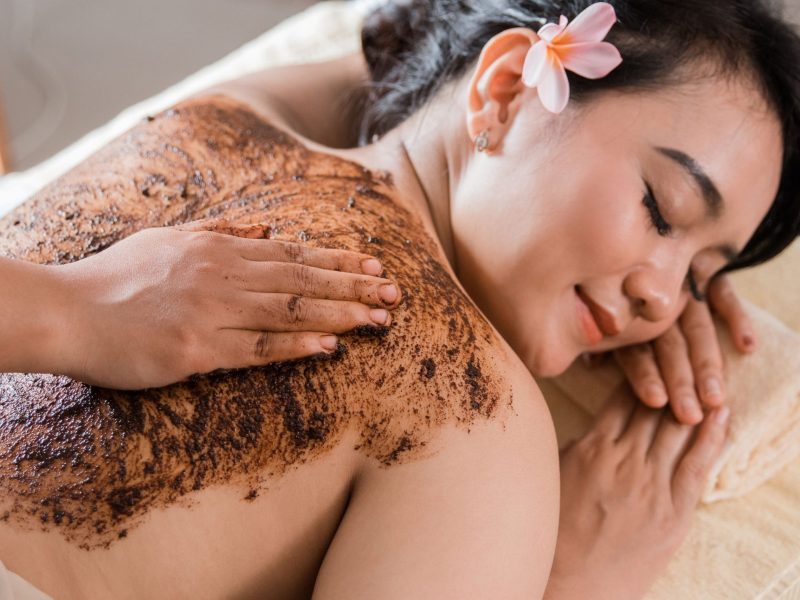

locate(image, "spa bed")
[[1, 2, 798, 598]]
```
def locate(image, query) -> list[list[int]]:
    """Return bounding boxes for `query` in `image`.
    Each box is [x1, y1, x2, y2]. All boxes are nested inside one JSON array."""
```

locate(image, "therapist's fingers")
[[653, 327, 704, 426], [175, 219, 272, 239], [212, 330, 340, 370], [231, 293, 392, 333], [679, 299, 725, 409], [707, 275, 756, 353], [614, 343, 669, 408], [239, 261, 401, 307], [234, 237, 385, 276], [177, 218, 385, 276]]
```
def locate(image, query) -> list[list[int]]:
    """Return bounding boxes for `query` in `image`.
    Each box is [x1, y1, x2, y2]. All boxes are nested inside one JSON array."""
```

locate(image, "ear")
[[466, 28, 540, 153]]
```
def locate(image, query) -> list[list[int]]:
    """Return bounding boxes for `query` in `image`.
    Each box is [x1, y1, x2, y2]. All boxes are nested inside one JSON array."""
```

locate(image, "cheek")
[[563, 178, 651, 274]]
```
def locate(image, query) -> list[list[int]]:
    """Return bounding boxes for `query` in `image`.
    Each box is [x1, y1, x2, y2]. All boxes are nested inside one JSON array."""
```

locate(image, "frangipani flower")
[[522, 2, 623, 114]]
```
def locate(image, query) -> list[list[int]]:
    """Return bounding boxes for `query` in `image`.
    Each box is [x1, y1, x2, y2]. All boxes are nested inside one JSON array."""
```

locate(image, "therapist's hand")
[[611, 275, 754, 425], [50, 222, 401, 390]]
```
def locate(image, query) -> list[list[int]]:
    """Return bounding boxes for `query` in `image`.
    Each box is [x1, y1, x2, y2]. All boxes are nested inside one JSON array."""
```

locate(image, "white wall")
[[0, 0, 798, 171], [0, 0, 317, 170]]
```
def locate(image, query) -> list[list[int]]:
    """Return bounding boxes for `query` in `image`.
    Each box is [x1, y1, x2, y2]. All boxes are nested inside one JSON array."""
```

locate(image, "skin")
[[0, 27, 784, 600], [0, 96, 560, 599], [544, 387, 730, 600], [0, 222, 402, 389], [310, 28, 781, 381], [299, 27, 781, 596], [225, 51, 760, 426]]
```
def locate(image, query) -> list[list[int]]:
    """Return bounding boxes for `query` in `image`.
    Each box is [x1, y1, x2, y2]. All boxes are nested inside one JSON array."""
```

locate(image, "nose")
[[623, 264, 686, 323]]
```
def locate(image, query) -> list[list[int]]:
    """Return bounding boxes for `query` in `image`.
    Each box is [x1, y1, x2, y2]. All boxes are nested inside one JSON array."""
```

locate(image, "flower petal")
[[559, 2, 618, 44], [536, 53, 570, 114], [522, 41, 550, 87], [557, 42, 623, 79], [539, 15, 568, 43]]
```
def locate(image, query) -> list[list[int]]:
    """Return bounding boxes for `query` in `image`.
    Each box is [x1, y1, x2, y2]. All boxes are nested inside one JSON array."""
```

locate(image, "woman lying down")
[[1, 0, 799, 598]]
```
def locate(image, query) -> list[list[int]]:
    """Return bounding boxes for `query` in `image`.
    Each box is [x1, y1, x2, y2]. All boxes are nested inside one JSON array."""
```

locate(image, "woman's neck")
[[336, 91, 471, 275]]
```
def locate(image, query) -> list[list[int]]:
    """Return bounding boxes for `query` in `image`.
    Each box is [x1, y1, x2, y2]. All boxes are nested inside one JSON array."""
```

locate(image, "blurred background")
[[0, 0, 798, 171], [0, 0, 318, 170]]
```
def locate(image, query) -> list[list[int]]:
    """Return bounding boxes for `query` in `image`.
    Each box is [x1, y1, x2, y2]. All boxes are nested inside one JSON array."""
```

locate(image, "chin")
[[523, 344, 577, 379]]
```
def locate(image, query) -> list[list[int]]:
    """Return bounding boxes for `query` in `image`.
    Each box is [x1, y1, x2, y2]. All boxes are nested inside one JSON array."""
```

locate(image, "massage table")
[[0, 2, 797, 598]]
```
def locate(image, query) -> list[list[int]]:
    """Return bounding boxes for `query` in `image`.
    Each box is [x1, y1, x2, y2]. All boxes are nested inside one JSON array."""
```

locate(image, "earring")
[[475, 129, 490, 153]]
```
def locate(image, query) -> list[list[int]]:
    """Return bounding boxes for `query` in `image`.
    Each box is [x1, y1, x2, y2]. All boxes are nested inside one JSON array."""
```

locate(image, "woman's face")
[[451, 78, 783, 377]]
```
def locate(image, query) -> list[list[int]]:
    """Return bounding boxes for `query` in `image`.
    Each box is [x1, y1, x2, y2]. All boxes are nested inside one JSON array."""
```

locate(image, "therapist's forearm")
[[0, 256, 66, 375]]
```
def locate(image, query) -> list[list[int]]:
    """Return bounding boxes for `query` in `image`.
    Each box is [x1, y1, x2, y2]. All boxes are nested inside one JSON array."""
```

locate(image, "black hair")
[[359, 0, 800, 272]]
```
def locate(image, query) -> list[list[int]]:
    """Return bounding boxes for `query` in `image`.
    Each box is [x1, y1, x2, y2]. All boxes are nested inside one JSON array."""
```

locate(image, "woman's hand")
[[48, 222, 401, 390], [543, 387, 730, 600], [611, 275, 755, 424]]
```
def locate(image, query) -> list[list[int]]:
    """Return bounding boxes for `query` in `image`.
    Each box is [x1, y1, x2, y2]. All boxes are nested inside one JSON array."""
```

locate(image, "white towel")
[[548, 300, 800, 503]]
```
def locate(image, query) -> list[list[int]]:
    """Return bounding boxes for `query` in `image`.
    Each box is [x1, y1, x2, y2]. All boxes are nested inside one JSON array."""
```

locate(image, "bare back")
[[0, 97, 558, 599]]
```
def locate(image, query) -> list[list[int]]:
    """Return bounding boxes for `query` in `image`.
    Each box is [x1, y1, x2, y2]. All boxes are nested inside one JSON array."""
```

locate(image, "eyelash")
[[642, 184, 705, 302]]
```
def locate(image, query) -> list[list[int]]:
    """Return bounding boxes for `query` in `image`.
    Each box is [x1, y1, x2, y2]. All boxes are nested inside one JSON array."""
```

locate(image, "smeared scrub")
[[0, 96, 512, 549]]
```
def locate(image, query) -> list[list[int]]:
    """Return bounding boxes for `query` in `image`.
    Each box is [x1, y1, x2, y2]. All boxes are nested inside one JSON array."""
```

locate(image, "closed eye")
[[642, 184, 672, 237], [642, 182, 706, 302]]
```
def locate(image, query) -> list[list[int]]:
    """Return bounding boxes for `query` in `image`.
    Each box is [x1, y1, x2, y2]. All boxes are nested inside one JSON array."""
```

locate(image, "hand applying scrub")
[[0, 220, 401, 390]]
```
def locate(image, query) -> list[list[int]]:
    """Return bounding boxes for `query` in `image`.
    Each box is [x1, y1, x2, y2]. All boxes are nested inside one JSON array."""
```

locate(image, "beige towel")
[[0, 561, 52, 600], [548, 301, 800, 503]]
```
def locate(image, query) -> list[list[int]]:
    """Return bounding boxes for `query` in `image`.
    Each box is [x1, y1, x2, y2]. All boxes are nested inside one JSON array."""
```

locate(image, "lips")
[[575, 286, 622, 341]]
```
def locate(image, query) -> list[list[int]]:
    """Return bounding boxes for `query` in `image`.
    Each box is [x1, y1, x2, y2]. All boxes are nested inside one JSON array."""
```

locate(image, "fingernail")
[[714, 406, 730, 425], [703, 377, 723, 401], [645, 383, 667, 405], [682, 397, 702, 423], [370, 308, 389, 325], [361, 258, 382, 276], [378, 284, 399, 305], [320, 335, 338, 352]]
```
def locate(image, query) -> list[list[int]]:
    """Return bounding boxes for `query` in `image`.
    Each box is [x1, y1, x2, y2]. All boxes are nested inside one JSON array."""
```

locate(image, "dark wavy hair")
[[359, 0, 800, 273]]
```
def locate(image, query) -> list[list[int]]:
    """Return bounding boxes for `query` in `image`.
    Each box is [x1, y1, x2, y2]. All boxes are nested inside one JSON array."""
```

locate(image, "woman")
[[0, 1, 798, 599]]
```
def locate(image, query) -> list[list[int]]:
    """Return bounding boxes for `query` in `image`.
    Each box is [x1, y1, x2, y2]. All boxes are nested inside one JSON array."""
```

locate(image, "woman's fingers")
[[233, 293, 392, 333], [679, 299, 725, 408], [707, 275, 756, 353], [653, 327, 704, 425], [588, 384, 638, 441], [235, 237, 384, 276], [613, 344, 669, 408], [617, 401, 663, 456], [214, 330, 339, 370], [648, 409, 695, 476], [240, 261, 401, 307], [670, 406, 730, 513]]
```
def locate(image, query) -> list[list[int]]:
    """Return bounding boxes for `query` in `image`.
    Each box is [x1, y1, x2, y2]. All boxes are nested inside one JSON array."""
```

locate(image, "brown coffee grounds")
[[0, 96, 513, 549]]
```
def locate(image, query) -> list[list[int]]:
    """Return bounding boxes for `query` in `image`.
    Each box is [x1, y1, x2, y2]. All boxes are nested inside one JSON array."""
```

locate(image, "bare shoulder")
[[313, 353, 560, 600], [0, 95, 557, 566], [197, 52, 367, 147]]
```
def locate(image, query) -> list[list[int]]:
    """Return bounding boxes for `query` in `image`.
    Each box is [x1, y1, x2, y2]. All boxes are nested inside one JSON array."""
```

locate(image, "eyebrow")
[[656, 146, 724, 218], [655, 146, 741, 263]]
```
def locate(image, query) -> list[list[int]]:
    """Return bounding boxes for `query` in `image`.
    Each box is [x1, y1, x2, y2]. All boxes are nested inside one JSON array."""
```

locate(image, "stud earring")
[[475, 129, 490, 153]]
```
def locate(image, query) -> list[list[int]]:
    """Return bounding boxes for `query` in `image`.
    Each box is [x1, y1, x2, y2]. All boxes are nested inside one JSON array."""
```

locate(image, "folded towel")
[[548, 300, 800, 503]]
